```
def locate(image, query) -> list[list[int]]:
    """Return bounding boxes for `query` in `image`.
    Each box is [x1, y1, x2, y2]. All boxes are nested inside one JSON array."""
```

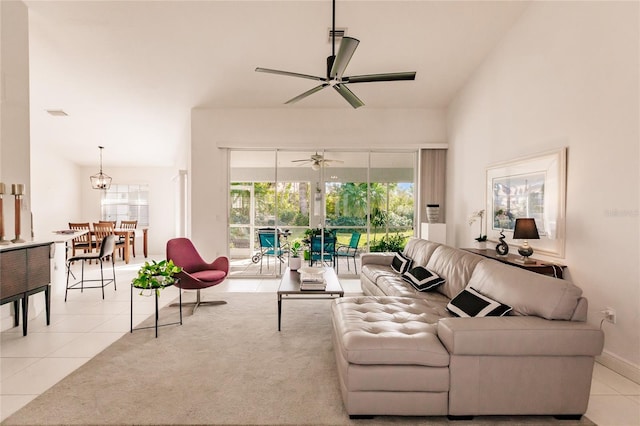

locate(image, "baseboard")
[[596, 350, 640, 385]]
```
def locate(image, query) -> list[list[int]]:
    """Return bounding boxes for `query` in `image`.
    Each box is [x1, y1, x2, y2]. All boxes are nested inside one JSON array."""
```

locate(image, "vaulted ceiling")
[[25, 1, 529, 167]]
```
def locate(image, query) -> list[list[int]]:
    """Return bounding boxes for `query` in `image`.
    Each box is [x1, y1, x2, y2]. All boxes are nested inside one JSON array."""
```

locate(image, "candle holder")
[[11, 183, 25, 243], [0, 182, 9, 245]]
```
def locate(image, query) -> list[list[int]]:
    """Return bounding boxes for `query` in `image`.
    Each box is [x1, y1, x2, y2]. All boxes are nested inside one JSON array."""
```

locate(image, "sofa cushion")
[[361, 263, 397, 283], [331, 296, 450, 367], [467, 260, 583, 320], [391, 252, 413, 274], [438, 316, 605, 356], [402, 237, 441, 267], [426, 245, 484, 299], [362, 267, 453, 302], [403, 266, 445, 292], [446, 287, 512, 317]]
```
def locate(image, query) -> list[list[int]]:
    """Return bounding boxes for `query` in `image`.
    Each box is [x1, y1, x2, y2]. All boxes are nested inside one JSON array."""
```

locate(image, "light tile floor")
[[1, 256, 639, 425]]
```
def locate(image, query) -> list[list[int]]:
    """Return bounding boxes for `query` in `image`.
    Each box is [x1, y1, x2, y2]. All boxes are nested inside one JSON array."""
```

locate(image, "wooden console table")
[[0, 242, 53, 335], [463, 248, 566, 279]]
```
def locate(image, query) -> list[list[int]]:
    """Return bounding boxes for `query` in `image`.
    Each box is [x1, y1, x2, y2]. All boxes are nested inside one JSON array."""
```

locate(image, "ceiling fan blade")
[[343, 72, 416, 84], [291, 159, 312, 163], [330, 37, 360, 79], [333, 83, 364, 109], [285, 84, 329, 104], [255, 67, 326, 82]]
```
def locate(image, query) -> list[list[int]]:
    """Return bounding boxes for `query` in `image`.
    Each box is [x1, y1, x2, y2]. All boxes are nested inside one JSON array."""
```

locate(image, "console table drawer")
[[0, 242, 53, 336], [0, 249, 28, 296], [26, 245, 51, 291]]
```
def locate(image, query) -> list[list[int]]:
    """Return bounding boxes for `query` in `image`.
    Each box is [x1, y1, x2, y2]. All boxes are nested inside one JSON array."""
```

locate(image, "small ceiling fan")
[[255, 0, 416, 109], [291, 152, 343, 170]]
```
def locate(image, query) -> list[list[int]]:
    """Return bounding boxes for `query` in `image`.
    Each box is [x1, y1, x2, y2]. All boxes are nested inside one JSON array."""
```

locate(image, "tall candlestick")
[[0, 194, 9, 245], [11, 183, 24, 195], [11, 192, 25, 243]]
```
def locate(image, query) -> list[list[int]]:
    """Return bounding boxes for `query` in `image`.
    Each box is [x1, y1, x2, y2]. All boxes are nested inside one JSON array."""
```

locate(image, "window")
[[101, 184, 149, 226]]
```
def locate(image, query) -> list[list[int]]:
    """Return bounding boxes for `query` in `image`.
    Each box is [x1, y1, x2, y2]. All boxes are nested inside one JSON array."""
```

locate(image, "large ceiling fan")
[[255, 0, 416, 109], [291, 152, 343, 170]]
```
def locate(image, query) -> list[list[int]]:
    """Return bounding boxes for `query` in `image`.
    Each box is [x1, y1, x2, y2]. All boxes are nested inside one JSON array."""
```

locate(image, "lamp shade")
[[513, 218, 540, 240]]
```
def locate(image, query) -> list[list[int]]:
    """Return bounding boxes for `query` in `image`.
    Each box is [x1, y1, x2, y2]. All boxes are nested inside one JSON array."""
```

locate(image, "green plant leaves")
[[131, 259, 182, 290]]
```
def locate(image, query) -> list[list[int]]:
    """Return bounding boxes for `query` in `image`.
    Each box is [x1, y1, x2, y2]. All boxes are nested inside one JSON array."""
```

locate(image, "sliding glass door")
[[369, 152, 416, 251], [229, 149, 416, 277]]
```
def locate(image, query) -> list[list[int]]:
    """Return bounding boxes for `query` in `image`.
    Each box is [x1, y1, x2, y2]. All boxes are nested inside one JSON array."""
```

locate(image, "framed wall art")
[[485, 148, 567, 258]]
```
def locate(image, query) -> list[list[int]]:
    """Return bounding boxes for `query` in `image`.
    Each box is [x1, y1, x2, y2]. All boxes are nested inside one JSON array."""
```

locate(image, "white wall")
[[77, 166, 179, 256], [191, 108, 447, 260], [0, 0, 35, 331], [447, 1, 639, 378], [1, 0, 32, 240], [30, 146, 82, 237]]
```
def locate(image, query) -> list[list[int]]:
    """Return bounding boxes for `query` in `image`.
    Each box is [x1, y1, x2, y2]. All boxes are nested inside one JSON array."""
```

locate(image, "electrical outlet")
[[601, 308, 617, 324]]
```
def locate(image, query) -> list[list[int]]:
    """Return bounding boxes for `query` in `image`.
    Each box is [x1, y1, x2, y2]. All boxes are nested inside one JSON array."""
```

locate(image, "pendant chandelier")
[[90, 146, 112, 190]]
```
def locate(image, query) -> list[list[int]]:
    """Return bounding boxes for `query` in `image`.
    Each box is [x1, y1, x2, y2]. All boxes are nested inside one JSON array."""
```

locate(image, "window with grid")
[[101, 184, 149, 226]]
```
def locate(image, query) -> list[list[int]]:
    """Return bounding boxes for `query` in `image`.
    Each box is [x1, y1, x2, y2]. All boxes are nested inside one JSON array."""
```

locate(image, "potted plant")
[[468, 209, 488, 248], [132, 259, 182, 296], [289, 240, 303, 271]]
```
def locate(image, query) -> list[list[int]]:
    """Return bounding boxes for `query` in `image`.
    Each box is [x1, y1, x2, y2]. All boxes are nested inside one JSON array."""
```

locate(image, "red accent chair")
[[166, 238, 229, 313]]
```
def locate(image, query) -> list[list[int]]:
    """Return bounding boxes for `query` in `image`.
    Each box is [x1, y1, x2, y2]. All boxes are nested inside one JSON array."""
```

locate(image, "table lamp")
[[513, 218, 539, 264]]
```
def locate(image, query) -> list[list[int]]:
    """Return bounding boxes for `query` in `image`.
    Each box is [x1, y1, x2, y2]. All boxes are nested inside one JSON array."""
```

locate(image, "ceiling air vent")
[[46, 109, 68, 116], [328, 27, 347, 42]]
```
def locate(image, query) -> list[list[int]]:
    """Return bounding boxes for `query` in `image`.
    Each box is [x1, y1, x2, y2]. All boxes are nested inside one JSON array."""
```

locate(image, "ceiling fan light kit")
[[255, 0, 416, 108], [291, 152, 344, 169]]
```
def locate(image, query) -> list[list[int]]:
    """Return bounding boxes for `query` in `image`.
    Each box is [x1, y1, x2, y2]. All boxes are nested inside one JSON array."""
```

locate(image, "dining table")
[[113, 227, 148, 264]]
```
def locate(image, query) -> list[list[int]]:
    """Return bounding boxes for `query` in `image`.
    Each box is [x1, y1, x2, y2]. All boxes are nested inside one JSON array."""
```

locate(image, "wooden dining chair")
[[93, 222, 125, 260], [119, 220, 138, 257], [68, 222, 93, 257]]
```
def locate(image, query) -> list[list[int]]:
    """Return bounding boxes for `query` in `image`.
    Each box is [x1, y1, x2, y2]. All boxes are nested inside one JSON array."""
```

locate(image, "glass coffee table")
[[277, 267, 344, 331]]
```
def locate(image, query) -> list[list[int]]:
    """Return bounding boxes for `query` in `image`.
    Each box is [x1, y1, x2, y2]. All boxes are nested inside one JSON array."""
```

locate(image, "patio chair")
[[256, 229, 287, 274], [310, 231, 336, 268], [335, 231, 361, 274]]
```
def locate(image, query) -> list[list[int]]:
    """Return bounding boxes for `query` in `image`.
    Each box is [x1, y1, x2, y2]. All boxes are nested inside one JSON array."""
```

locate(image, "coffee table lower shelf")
[[277, 267, 344, 331]]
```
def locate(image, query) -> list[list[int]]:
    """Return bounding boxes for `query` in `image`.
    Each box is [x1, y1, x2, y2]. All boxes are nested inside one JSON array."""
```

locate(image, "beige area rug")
[[4, 293, 595, 426]]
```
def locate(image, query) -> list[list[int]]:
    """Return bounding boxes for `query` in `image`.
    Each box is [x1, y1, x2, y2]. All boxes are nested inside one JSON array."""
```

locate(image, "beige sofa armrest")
[[437, 316, 604, 357], [360, 252, 394, 267]]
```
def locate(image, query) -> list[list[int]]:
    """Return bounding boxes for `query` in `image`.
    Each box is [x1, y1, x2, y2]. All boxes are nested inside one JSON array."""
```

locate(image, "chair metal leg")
[[80, 261, 85, 292], [65, 262, 71, 302], [112, 256, 117, 290], [66, 263, 76, 280], [100, 259, 105, 299], [172, 289, 227, 314]]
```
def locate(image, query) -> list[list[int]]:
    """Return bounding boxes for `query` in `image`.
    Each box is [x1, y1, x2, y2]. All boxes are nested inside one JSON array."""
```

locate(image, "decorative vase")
[[289, 256, 302, 271], [475, 240, 487, 249], [426, 204, 440, 223]]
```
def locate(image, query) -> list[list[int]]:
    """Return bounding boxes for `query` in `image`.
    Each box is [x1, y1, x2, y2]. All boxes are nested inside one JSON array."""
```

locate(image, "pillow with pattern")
[[390, 252, 413, 274], [447, 287, 512, 317], [402, 266, 445, 292]]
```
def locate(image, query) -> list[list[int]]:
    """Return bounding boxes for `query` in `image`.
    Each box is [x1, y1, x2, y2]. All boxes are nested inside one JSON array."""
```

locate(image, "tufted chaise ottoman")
[[331, 296, 451, 417]]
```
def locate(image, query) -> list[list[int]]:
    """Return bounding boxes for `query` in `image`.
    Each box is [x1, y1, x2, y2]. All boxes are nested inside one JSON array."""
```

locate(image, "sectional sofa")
[[331, 238, 604, 419]]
